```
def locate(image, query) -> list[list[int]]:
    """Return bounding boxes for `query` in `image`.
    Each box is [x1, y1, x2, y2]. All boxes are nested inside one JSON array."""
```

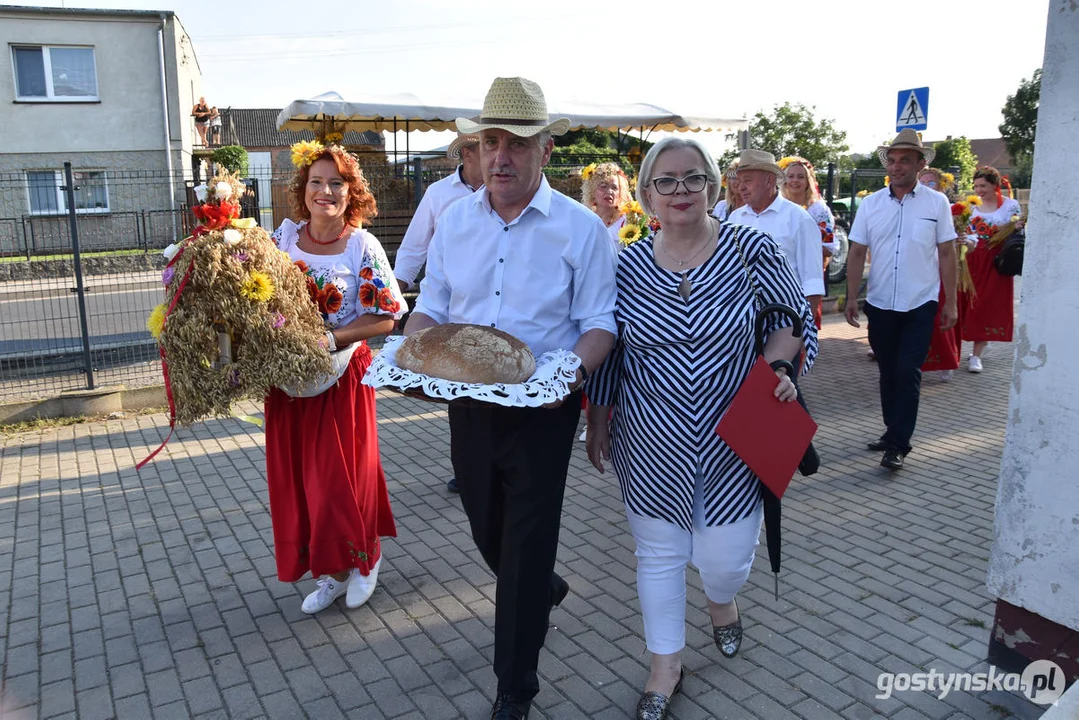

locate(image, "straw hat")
[[456, 77, 570, 138], [877, 128, 935, 165], [736, 149, 784, 179], [447, 131, 479, 160]]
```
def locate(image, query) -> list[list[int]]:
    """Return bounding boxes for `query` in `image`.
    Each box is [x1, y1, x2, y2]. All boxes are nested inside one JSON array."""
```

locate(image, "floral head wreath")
[[777, 156, 814, 173], [290, 140, 325, 169]]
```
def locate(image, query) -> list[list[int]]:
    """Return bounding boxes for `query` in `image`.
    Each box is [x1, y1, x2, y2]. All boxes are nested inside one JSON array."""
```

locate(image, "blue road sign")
[[896, 87, 929, 131]]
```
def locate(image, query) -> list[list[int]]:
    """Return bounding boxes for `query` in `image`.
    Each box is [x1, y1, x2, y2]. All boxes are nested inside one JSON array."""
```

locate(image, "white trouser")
[[626, 475, 762, 655]]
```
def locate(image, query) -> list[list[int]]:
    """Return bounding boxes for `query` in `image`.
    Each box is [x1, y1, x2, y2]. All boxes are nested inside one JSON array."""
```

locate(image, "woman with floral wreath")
[[779, 156, 839, 328], [581, 161, 634, 253], [961, 166, 1022, 373], [710, 160, 743, 221], [265, 141, 408, 615]]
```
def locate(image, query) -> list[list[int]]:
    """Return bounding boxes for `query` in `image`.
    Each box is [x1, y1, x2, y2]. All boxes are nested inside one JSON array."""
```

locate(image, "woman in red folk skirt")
[[918, 168, 962, 381], [265, 142, 406, 615], [960, 166, 1022, 373]]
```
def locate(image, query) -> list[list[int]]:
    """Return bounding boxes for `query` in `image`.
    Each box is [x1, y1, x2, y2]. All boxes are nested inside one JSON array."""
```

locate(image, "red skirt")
[[961, 241, 1014, 342], [264, 344, 396, 582], [922, 286, 961, 371]]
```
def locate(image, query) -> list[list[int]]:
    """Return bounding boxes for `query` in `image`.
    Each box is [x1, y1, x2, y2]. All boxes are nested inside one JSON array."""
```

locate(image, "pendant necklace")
[[659, 221, 716, 302]]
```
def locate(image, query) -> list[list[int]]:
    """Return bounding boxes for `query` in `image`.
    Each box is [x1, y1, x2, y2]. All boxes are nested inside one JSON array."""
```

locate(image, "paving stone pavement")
[[0, 315, 1051, 719]]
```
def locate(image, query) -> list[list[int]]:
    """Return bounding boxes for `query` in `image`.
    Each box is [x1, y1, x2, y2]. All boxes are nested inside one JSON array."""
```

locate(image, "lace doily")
[[362, 335, 580, 407]]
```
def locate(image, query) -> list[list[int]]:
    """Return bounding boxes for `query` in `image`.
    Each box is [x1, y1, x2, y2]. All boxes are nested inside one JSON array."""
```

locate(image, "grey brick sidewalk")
[[0, 316, 1048, 719]]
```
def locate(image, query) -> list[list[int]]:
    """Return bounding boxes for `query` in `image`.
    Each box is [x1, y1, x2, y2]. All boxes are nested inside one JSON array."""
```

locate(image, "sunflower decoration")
[[618, 198, 653, 248], [581, 163, 597, 181], [147, 169, 330, 428], [290, 140, 325, 168]]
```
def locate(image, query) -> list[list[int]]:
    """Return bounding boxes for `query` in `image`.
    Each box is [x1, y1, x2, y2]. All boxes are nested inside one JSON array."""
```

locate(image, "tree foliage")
[[931, 136, 978, 190], [999, 69, 1041, 165], [720, 102, 849, 169], [212, 145, 249, 176]]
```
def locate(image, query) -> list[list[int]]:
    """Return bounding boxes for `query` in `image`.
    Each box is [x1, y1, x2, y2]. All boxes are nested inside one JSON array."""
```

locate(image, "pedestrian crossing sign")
[[896, 87, 929, 131]]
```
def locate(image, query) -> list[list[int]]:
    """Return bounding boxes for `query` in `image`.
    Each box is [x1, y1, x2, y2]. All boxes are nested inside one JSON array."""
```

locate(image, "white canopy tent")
[[275, 91, 748, 137]]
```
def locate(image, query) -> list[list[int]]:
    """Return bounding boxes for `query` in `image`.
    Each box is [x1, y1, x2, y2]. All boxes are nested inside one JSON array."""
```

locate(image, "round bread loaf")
[[397, 324, 536, 384]]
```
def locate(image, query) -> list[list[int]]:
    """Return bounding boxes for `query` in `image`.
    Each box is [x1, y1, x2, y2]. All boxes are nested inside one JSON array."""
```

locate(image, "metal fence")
[[0, 153, 628, 404]]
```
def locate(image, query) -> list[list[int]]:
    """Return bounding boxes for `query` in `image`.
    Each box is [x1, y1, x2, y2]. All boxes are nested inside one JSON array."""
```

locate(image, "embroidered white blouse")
[[272, 219, 408, 328]]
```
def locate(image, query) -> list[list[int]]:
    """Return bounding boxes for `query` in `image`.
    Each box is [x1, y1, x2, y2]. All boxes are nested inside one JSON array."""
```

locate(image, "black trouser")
[[447, 392, 581, 701], [865, 300, 938, 454]]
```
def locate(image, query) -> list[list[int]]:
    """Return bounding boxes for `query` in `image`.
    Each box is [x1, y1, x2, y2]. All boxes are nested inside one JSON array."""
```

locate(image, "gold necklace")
[[659, 220, 716, 302]]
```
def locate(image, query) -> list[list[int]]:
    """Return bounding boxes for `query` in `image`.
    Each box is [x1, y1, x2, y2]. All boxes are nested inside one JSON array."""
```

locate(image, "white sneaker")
[[939, 370, 954, 382], [578, 428, 587, 442], [301, 574, 349, 614], [346, 558, 381, 609], [968, 356, 983, 373], [867, 348, 876, 360]]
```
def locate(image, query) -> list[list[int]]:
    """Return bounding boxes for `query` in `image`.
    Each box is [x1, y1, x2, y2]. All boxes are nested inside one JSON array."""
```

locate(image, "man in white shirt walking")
[[845, 129, 957, 470], [727, 149, 824, 317], [405, 77, 617, 720], [393, 131, 483, 292], [394, 130, 483, 494]]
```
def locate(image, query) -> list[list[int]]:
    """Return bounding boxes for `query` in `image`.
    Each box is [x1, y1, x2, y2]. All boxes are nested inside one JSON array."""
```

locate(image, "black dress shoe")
[[551, 575, 569, 609], [880, 450, 904, 470], [635, 667, 684, 720], [446, 477, 460, 493], [491, 693, 530, 719], [866, 437, 890, 452]]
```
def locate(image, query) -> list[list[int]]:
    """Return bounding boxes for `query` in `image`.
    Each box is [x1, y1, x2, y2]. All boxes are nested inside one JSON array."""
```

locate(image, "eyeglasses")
[[651, 174, 709, 195]]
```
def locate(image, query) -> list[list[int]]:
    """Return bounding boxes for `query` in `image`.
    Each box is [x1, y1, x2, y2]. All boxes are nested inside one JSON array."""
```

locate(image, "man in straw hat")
[[845, 129, 958, 471], [405, 76, 617, 719], [727, 148, 825, 316], [394, 129, 483, 495]]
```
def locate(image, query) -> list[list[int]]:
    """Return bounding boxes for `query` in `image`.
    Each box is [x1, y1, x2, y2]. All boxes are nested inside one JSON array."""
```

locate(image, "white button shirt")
[[849, 184, 957, 312], [727, 194, 825, 297], [392, 166, 477, 287], [414, 176, 617, 357]]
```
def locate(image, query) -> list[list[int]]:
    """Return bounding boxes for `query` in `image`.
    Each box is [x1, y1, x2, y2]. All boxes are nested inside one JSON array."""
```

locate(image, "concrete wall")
[[986, 0, 1079, 631]]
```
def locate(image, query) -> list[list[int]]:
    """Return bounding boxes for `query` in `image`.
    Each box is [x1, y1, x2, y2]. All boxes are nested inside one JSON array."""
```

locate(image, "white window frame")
[[11, 44, 99, 102], [26, 170, 111, 216]]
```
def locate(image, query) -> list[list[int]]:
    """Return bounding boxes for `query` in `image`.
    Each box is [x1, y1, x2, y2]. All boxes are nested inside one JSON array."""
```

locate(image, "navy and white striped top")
[[587, 223, 818, 531]]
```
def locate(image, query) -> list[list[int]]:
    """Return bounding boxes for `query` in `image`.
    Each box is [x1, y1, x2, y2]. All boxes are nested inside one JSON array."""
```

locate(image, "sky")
[[13, 0, 1051, 159]]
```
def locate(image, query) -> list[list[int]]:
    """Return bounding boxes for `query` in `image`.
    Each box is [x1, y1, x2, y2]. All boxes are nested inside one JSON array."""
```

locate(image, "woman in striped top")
[[586, 138, 817, 720]]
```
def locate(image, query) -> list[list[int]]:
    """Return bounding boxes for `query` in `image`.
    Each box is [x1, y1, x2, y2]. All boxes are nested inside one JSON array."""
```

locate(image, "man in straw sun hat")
[[845, 128, 957, 471], [393, 127, 483, 496], [405, 77, 617, 719], [727, 148, 826, 319]]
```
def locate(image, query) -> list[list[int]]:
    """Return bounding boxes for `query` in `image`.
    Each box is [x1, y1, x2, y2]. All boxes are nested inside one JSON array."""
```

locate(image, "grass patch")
[[962, 617, 987, 628], [0, 405, 167, 435], [0, 248, 152, 264]]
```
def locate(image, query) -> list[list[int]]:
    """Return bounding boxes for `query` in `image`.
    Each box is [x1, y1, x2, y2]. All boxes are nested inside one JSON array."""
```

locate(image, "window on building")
[[12, 45, 98, 101], [26, 171, 109, 215]]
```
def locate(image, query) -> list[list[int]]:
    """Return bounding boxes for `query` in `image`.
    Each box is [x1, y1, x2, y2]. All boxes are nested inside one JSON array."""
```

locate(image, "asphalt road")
[[0, 277, 163, 359]]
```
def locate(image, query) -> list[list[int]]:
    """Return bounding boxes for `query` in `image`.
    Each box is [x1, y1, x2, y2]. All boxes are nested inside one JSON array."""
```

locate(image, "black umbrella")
[[752, 303, 805, 602]]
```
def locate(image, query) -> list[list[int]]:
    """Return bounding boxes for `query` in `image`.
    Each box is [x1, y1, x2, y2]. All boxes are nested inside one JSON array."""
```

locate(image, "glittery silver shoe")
[[712, 602, 743, 658], [635, 668, 684, 720]]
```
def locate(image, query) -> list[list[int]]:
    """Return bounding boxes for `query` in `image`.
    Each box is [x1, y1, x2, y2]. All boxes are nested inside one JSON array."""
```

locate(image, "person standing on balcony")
[[191, 96, 211, 146], [393, 130, 483, 494], [844, 130, 957, 471]]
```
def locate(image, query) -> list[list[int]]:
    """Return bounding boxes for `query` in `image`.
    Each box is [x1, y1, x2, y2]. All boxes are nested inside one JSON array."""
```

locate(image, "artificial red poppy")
[[191, 201, 240, 230], [951, 203, 965, 217], [358, 283, 377, 308]]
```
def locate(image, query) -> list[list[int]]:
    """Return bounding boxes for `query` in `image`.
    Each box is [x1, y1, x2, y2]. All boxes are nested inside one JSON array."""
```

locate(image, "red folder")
[[716, 357, 818, 499]]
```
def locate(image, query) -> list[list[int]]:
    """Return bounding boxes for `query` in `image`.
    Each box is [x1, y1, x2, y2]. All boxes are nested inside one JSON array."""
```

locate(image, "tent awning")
[[276, 91, 748, 135]]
